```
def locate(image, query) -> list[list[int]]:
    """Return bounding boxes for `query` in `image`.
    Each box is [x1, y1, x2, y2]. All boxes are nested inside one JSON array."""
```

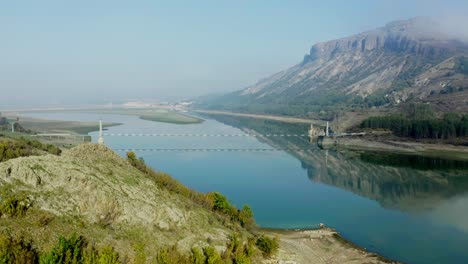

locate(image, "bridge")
[[104, 133, 309, 137], [96, 120, 364, 152]]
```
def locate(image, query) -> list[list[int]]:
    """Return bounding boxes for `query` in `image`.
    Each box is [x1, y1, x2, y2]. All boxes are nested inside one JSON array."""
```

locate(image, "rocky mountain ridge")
[[203, 17, 468, 116]]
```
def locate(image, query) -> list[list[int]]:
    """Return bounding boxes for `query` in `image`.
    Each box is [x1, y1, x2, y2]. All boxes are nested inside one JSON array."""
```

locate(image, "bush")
[[190, 247, 206, 264], [40, 234, 120, 264], [206, 192, 237, 217], [96, 246, 120, 264], [222, 233, 253, 264], [255, 235, 279, 257], [238, 205, 254, 229], [0, 195, 31, 217], [156, 245, 190, 264], [203, 246, 223, 264], [0, 234, 39, 264], [40, 234, 86, 264], [0, 137, 61, 162]]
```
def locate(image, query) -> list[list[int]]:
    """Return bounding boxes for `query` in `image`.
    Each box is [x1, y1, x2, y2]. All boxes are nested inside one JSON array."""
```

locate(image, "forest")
[[360, 105, 468, 140]]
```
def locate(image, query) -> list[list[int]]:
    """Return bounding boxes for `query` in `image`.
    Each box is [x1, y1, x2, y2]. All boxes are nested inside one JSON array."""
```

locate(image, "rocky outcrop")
[[304, 18, 463, 63]]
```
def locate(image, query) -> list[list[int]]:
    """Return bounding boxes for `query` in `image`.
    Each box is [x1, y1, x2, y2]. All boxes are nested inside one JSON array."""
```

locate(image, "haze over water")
[[24, 112, 468, 264]]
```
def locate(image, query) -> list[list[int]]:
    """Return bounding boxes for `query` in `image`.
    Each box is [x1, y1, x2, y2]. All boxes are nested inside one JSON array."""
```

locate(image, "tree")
[[238, 205, 254, 229]]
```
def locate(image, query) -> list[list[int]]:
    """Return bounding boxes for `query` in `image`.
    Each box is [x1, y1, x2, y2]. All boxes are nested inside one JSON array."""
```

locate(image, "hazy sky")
[[1, 0, 467, 107]]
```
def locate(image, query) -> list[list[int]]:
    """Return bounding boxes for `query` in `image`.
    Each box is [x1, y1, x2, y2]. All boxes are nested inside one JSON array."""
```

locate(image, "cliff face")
[[206, 17, 468, 114], [305, 18, 461, 62]]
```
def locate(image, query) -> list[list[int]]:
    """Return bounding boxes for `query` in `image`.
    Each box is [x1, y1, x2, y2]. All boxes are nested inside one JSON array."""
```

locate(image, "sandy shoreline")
[[262, 227, 399, 264]]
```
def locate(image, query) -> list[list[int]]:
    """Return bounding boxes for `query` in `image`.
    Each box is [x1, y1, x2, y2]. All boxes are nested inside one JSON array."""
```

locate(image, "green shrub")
[[0, 137, 61, 162], [206, 192, 237, 217], [97, 246, 120, 264], [40, 234, 85, 264], [40, 234, 120, 264], [190, 247, 205, 264], [255, 235, 279, 257], [245, 238, 256, 257], [233, 254, 250, 264], [0, 234, 39, 264], [133, 243, 146, 264], [156, 245, 190, 264], [203, 246, 223, 264], [0, 195, 31, 217], [238, 205, 254, 229]]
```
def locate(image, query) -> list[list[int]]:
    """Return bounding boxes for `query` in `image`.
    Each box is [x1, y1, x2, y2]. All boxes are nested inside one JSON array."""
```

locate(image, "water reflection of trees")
[[209, 114, 468, 212]]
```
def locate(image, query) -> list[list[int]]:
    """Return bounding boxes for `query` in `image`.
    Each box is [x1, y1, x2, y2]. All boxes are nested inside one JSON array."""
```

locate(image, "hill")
[[200, 17, 468, 117], [0, 143, 263, 263]]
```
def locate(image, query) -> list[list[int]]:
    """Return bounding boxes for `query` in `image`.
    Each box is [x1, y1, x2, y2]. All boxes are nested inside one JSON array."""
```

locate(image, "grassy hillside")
[[0, 143, 277, 263]]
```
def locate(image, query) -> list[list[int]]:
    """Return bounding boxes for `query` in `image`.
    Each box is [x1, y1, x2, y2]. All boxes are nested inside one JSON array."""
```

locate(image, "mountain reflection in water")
[[209, 114, 468, 214]]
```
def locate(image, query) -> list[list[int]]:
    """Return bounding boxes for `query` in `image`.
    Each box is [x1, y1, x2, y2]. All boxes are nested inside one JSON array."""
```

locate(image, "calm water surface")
[[24, 112, 468, 264]]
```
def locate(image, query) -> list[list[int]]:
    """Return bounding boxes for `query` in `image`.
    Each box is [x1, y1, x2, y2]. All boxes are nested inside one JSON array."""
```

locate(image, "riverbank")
[[194, 109, 323, 125], [0, 115, 120, 148], [6, 107, 204, 125], [2, 114, 120, 135], [263, 227, 398, 264], [334, 137, 468, 161]]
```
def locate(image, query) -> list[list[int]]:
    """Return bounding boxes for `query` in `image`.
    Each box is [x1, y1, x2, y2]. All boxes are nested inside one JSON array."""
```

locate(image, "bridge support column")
[[98, 120, 105, 145]]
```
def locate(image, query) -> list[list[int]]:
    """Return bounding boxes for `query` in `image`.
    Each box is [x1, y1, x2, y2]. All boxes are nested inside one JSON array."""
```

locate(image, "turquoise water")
[[24, 112, 468, 264]]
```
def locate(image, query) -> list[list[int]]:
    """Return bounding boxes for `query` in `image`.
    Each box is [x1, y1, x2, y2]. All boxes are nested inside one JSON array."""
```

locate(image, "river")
[[23, 112, 468, 264]]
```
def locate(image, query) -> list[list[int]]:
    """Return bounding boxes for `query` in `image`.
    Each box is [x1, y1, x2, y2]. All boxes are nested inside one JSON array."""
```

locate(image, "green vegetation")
[[0, 229, 271, 264], [360, 105, 468, 140], [126, 152, 256, 229], [17, 119, 119, 135], [255, 235, 279, 257], [0, 195, 31, 218], [0, 233, 120, 264], [0, 137, 61, 162], [0, 234, 38, 264], [155, 233, 257, 264]]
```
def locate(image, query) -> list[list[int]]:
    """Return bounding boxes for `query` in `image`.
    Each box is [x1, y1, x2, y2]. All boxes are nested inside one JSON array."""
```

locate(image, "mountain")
[[201, 17, 468, 116]]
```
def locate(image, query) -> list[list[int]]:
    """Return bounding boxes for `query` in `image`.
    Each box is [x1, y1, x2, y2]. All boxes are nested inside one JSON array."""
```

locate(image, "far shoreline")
[[332, 137, 468, 161]]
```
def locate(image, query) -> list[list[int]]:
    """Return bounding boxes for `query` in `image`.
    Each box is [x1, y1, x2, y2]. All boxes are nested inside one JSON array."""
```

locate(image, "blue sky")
[[1, 0, 467, 107]]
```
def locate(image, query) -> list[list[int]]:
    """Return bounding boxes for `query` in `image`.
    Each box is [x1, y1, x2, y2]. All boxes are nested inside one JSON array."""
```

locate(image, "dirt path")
[[194, 110, 323, 125], [263, 228, 399, 264]]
